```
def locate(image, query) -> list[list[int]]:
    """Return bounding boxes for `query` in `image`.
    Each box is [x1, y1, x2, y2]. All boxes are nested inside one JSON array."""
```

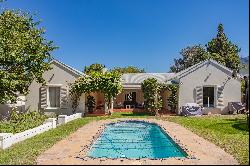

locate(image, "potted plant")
[[86, 95, 96, 113]]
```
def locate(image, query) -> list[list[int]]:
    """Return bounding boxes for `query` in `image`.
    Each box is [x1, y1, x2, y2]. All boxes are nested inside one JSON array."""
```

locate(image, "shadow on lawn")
[[203, 117, 249, 134], [220, 118, 248, 133], [232, 122, 249, 132]]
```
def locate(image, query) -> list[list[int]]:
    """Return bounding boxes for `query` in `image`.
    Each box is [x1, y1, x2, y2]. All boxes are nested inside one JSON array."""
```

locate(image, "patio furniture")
[[96, 101, 104, 110], [228, 102, 245, 114], [123, 100, 137, 109], [125, 105, 135, 109], [181, 103, 203, 116], [115, 102, 123, 109], [137, 103, 144, 109]]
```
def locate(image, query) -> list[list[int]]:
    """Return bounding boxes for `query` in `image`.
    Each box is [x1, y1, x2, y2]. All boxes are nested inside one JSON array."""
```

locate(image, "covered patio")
[[85, 87, 174, 115], [84, 73, 178, 116]]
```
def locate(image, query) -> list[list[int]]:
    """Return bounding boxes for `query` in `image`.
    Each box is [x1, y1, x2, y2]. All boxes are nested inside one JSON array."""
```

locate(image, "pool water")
[[87, 120, 187, 159]]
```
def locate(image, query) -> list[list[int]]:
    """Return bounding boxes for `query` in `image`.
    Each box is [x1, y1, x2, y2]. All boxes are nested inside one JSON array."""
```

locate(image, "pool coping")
[[36, 118, 239, 165], [76, 119, 191, 160]]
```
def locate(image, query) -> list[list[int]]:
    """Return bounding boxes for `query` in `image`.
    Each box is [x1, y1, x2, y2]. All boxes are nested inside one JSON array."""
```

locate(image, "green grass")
[[0, 112, 152, 165], [0, 117, 95, 165], [0, 112, 248, 165], [163, 115, 249, 165]]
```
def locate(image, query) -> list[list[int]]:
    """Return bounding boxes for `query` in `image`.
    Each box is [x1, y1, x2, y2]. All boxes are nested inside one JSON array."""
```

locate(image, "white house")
[[1, 59, 241, 118]]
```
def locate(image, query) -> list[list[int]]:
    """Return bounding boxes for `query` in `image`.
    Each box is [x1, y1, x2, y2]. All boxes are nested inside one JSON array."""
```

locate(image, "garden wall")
[[57, 113, 82, 125], [0, 118, 56, 149], [0, 113, 83, 149]]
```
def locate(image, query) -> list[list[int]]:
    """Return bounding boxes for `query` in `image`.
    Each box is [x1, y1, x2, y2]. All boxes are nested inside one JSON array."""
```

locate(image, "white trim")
[[174, 60, 242, 82], [46, 85, 61, 109], [50, 59, 84, 77], [46, 84, 63, 87]]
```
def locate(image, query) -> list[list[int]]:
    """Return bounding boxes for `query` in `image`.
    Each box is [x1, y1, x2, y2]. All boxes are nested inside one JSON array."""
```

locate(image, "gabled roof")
[[121, 73, 176, 84], [50, 59, 84, 77], [173, 59, 242, 81]]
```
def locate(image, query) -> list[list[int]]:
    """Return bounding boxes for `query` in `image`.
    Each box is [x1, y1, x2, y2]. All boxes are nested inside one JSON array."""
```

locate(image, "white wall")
[[25, 62, 85, 115], [0, 118, 56, 149], [178, 61, 241, 114]]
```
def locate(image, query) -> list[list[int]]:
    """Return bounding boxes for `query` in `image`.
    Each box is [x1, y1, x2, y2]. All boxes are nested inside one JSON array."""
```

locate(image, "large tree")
[[170, 24, 242, 73], [84, 63, 105, 75], [111, 66, 145, 74], [0, 10, 57, 103], [206, 23, 241, 71], [170, 45, 209, 72]]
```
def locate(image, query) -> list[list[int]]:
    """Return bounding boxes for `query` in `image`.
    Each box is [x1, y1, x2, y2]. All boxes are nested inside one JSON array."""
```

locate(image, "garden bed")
[[0, 111, 47, 134]]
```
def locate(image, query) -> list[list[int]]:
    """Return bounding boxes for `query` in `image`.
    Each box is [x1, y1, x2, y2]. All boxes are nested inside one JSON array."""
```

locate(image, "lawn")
[[0, 112, 248, 165], [0, 112, 152, 165], [163, 114, 249, 165]]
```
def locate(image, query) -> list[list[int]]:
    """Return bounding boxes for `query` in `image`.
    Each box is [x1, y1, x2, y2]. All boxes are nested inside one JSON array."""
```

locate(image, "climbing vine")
[[69, 71, 123, 113], [166, 84, 179, 113], [141, 78, 163, 115], [141, 78, 179, 115]]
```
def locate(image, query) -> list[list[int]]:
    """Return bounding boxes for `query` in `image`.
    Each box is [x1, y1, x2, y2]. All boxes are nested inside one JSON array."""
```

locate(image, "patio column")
[[111, 98, 114, 109], [104, 101, 108, 114]]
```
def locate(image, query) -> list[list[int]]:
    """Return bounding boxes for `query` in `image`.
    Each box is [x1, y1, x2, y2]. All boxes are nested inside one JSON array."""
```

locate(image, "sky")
[[1, 0, 249, 72]]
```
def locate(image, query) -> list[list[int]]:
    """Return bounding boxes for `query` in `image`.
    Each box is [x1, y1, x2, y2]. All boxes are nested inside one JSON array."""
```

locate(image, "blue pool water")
[[87, 120, 187, 159]]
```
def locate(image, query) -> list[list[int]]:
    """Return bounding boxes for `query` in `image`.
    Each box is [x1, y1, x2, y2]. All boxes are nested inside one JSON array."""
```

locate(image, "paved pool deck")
[[36, 118, 239, 165]]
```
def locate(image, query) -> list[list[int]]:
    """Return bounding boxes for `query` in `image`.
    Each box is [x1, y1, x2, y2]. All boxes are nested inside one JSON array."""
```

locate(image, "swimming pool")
[[87, 120, 187, 159]]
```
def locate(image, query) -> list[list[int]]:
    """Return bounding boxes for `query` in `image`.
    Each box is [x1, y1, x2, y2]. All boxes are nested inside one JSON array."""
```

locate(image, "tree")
[[166, 84, 178, 113], [69, 71, 122, 114], [170, 45, 209, 72], [111, 66, 145, 74], [84, 63, 105, 75], [206, 23, 241, 71], [141, 78, 163, 115], [0, 10, 57, 103]]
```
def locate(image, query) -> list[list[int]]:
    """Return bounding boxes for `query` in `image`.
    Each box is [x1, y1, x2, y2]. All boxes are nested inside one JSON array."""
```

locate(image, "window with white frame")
[[48, 87, 60, 108]]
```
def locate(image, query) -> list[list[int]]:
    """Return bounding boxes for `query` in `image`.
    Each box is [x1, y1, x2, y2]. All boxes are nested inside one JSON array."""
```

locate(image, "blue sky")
[[1, 0, 249, 72]]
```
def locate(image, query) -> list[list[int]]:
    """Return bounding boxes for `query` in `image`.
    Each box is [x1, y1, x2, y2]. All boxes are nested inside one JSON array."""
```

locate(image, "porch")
[[85, 88, 174, 116]]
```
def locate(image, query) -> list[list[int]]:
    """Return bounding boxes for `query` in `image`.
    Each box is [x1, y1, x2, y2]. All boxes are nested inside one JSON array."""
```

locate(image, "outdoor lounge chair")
[[228, 102, 245, 114], [137, 103, 144, 109], [181, 103, 203, 116]]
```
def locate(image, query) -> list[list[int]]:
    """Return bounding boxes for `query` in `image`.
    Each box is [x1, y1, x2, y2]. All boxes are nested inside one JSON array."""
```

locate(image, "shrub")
[[0, 110, 47, 133]]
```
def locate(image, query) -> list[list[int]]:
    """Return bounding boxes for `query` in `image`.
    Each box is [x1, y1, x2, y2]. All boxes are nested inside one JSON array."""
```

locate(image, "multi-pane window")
[[48, 87, 60, 107], [203, 86, 214, 107]]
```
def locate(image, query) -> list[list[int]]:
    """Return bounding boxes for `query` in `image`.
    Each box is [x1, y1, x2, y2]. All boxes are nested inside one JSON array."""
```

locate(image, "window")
[[48, 87, 60, 108], [203, 86, 214, 107], [125, 92, 136, 101]]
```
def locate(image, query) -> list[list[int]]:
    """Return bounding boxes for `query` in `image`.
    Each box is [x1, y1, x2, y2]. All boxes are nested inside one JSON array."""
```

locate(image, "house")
[[172, 59, 241, 114], [24, 59, 242, 116], [25, 60, 86, 116]]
